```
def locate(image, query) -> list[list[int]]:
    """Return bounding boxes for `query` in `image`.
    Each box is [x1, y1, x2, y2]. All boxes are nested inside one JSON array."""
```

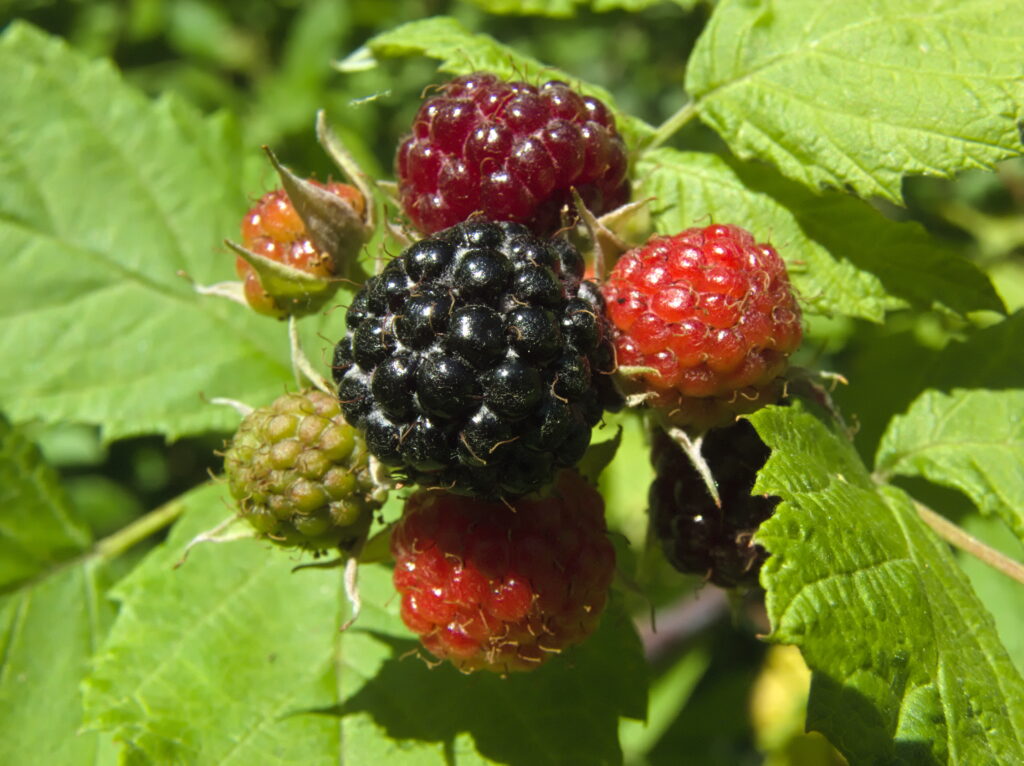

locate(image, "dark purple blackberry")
[[333, 220, 620, 497], [648, 420, 778, 588]]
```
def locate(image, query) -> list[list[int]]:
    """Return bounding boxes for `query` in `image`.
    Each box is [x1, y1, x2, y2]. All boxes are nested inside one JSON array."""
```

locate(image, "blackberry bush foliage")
[[397, 72, 630, 234], [332, 219, 618, 497], [7, 5, 1024, 766]]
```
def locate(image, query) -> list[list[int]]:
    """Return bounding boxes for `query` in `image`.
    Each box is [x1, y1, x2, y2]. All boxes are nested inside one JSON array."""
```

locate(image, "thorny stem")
[[915, 501, 1024, 586], [665, 427, 721, 508], [646, 101, 699, 151]]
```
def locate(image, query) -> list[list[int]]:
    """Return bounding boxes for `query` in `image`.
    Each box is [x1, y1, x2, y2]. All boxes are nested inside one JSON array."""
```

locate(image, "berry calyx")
[[223, 389, 385, 553], [604, 224, 802, 428], [391, 470, 616, 673], [648, 420, 778, 589], [235, 181, 366, 318], [332, 219, 620, 498], [396, 72, 630, 235]]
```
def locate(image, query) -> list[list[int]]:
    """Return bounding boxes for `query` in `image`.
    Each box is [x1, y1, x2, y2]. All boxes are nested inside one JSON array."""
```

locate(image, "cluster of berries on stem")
[[220, 69, 804, 673]]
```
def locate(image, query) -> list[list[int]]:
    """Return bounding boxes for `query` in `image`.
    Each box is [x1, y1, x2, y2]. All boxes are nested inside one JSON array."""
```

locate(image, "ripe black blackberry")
[[333, 219, 619, 497], [648, 420, 778, 588]]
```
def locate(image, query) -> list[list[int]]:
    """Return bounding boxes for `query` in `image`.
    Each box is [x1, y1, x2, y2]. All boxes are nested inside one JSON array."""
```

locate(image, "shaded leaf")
[[877, 388, 1024, 541], [0, 23, 299, 441], [733, 161, 1005, 317], [752, 403, 1024, 764], [687, 0, 1024, 202], [0, 415, 116, 765], [84, 483, 647, 765]]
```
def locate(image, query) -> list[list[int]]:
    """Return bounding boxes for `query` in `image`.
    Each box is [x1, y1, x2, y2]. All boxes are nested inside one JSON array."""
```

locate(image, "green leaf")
[[83, 483, 348, 765], [0, 415, 117, 765], [0, 23, 301, 441], [345, 16, 654, 146], [686, 0, 1024, 202], [751, 403, 1024, 764], [836, 311, 1024, 460], [733, 162, 1005, 317], [876, 388, 1024, 541], [84, 484, 647, 764], [635, 149, 892, 321]]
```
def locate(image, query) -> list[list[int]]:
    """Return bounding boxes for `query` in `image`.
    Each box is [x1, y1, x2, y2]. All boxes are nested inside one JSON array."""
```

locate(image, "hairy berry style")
[[396, 72, 630, 235], [236, 182, 365, 317], [604, 224, 802, 428], [391, 470, 615, 673], [332, 219, 619, 497], [649, 421, 778, 588], [223, 389, 383, 553]]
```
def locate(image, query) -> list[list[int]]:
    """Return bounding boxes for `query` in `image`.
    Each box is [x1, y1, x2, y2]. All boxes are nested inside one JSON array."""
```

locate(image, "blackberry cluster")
[[648, 420, 778, 588], [396, 72, 630, 235], [332, 219, 619, 497]]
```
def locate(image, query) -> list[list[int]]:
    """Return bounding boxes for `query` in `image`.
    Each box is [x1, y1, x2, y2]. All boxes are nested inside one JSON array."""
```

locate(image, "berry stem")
[[665, 427, 722, 508], [646, 101, 699, 151], [95, 494, 192, 561], [289, 315, 333, 394], [915, 501, 1024, 585]]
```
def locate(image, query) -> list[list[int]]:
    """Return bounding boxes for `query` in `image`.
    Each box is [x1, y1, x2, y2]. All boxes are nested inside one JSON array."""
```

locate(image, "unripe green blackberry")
[[224, 389, 385, 553]]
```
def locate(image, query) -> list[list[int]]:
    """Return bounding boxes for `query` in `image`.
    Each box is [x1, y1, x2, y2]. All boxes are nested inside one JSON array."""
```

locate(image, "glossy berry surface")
[[223, 389, 383, 553], [604, 224, 802, 428], [391, 470, 615, 673], [396, 72, 630, 235], [648, 420, 777, 589], [333, 220, 619, 497], [236, 182, 365, 317]]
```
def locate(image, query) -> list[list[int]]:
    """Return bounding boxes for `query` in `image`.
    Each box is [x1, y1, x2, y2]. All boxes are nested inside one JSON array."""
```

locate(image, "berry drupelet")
[[332, 219, 619, 497]]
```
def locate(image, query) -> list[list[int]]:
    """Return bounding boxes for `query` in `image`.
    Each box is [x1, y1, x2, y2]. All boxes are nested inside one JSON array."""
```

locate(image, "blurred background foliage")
[[3, 2, 1022, 764]]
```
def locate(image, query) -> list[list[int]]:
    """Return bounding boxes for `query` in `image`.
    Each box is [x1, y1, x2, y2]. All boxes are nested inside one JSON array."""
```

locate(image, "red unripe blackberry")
[[396, 72, 630, 235], [236, 182, 366, 317], [604, 224, 802, 428], [391, 470, 615, 673], [332, 219, 620, 498], [648, 420, 777, 588]]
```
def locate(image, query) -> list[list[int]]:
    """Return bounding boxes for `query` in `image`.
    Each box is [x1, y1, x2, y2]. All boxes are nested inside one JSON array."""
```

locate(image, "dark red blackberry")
[[396, 72, 630, 235], [648, 420, 778, 588], [332, 220, 620, 497]]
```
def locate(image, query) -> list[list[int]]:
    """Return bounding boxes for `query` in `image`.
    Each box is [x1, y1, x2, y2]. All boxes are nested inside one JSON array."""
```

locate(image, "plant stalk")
[[915, 502, 1024, 585], [94, 495, 190, 561], [646, 101, 699, 151]]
